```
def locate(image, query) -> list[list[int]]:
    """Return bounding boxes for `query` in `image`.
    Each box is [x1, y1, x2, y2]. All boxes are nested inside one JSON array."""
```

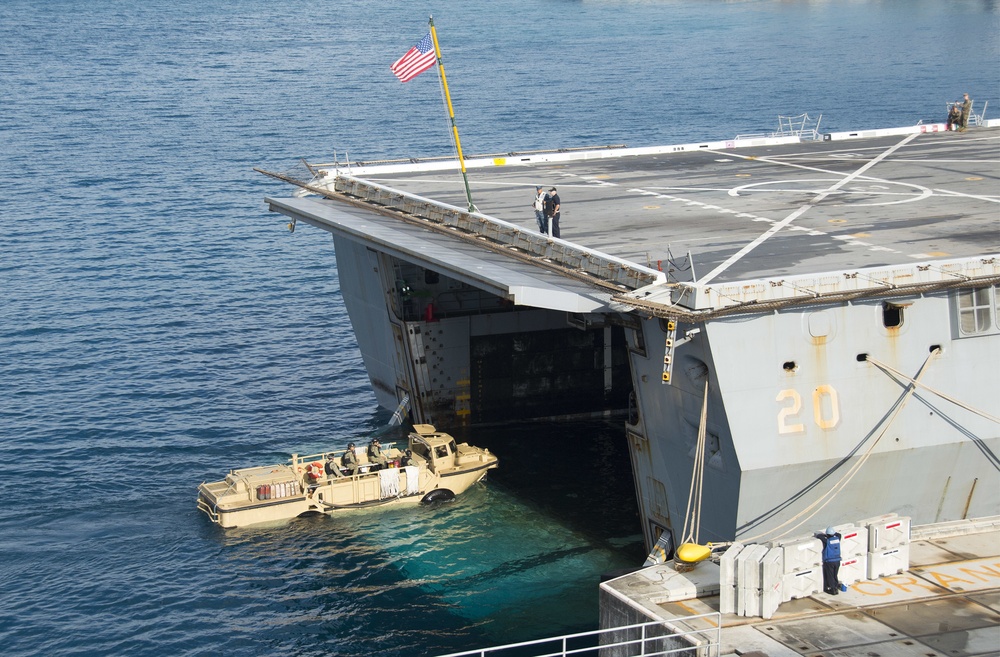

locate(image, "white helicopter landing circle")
[[727, 178, 933, 207]]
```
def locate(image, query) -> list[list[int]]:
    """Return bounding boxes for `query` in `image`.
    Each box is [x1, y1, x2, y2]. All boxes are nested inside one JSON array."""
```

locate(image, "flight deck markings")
[[697, 133, 918, 285]]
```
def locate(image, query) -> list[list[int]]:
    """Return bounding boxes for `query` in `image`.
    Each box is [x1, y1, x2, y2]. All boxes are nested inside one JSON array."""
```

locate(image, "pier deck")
[[602, 520, 1000, 657]]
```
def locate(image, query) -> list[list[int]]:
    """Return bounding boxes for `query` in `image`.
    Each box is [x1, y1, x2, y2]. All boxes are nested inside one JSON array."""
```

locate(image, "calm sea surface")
[[1, 1, 997, 655]]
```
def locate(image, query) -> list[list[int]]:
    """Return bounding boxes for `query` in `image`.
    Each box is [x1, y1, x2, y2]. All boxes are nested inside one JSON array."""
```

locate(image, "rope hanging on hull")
[[739, 348, 944, 544], [679, 380, 710, 549], [866, 355, 1000, 425], [674, 381, 713, 568]]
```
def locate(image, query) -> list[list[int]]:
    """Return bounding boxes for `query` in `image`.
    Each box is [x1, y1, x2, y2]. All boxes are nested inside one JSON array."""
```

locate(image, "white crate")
[[761, 577, 783, 619], [736, 545, 768, 617], [868, 516, 910, 551], [762, 547, 784, 587], [857, 512, 898, 526], [780, 537, 823, 573], [839, 554, 868, 585], [738, 583, 762, 617], [720, 543, 744, 588], [868, 543, 910, 579], [781, 567, 822, 602], [833, 524, 867, 558], [720, 584, 737, 616], [738, 544, 769, 590], [760, 548, 784, 619]]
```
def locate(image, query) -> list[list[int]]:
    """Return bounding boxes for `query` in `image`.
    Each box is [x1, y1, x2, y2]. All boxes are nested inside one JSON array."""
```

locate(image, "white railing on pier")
[[434, 614, 722, 657]]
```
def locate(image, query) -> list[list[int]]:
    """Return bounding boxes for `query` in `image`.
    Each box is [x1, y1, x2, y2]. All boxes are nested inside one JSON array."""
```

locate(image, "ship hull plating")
[[625, 292, 999, 550], [264, 126, 1000, 555]]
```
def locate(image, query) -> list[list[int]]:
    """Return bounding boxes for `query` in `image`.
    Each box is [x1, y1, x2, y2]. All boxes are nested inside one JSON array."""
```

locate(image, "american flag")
[[390, 33, 436, 83]]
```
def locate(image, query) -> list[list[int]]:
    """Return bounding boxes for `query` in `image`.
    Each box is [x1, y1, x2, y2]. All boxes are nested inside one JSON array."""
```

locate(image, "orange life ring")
[[306, 461, 324, 480]]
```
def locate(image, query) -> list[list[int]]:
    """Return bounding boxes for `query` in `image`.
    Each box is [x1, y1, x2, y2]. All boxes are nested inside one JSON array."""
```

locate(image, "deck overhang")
[[266, 196, 621, 315]]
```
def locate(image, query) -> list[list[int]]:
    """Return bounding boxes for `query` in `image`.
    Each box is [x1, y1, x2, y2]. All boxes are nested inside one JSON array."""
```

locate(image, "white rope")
[[738, 349, 940, 544], [866, 355, 1000, 424], [680, 380, 709, 546]]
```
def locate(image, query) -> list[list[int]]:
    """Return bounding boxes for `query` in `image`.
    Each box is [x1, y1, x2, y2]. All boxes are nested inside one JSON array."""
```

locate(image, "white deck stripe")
[[698, 133, 919, 285]]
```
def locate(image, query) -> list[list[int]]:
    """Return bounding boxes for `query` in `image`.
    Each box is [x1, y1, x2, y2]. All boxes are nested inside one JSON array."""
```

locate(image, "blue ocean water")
[[1, 1, 997, 655]]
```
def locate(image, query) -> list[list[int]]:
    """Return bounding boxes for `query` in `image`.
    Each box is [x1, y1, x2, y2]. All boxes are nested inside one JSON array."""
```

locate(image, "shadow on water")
[[204, 417, 644, 651], [461, 418, 646, 551]]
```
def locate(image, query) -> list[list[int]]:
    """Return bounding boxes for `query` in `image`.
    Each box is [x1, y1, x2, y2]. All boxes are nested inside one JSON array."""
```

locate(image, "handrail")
[[735, 113, 822, 141], [434, 613, 722, 657], [287, 441, 402, 468]]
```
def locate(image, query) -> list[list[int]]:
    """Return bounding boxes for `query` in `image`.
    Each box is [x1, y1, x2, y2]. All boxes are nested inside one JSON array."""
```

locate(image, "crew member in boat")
[[341, 442, 360, 476], [367, 438, 389, 470], [400, 449, 415, 467], [325, 453, 344, 478]]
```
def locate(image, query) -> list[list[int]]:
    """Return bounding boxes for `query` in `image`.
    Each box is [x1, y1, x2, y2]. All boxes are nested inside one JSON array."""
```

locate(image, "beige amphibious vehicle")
[[197, 425, 498, 528]]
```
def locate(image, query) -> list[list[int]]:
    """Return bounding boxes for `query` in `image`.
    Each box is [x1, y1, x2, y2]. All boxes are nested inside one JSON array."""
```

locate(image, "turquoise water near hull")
[[1, 1, 996, 655]]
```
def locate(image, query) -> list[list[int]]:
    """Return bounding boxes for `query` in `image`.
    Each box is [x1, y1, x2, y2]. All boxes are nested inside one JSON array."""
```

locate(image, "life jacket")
[[822, 533, 842, 562]]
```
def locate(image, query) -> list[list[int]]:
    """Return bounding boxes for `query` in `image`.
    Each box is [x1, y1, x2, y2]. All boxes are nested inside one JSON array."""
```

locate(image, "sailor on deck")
[[959, 93, 973, 131], [819, 526, 843, 595], [532, 185, 547, 233], [544, 187, 561, 238], [947, 103, 962, 131]]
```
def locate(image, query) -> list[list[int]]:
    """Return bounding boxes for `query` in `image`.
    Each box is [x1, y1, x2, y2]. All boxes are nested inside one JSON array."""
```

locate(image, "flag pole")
[[428, 16, 477, 213]]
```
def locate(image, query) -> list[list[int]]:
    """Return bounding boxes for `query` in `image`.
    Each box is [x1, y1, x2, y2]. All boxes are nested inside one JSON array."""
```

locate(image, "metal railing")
[[330, 176, 665, 292], [735, 113, 823, 140], [434, 614, 722, 657]]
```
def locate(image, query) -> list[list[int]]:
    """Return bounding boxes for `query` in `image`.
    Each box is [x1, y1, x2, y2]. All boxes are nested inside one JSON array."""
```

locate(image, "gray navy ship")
[[259, 119, 999, 555]]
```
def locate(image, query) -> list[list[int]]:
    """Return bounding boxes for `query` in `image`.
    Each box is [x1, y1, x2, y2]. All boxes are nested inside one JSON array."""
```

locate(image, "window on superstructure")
[[958, 287, 992, 334], [882, 302, 903, 328]]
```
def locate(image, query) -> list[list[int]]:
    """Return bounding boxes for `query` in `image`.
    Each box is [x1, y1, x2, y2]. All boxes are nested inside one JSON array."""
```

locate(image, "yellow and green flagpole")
[[428, 16, 477, 213]]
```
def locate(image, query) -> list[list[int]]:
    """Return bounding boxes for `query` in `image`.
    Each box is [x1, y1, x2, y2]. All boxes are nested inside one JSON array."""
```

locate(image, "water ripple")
[[2, 1, 996, 655]]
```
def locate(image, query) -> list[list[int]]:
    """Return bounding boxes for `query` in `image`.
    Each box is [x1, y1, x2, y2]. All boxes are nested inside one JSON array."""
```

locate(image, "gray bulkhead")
[[626, 289, 999, 551]]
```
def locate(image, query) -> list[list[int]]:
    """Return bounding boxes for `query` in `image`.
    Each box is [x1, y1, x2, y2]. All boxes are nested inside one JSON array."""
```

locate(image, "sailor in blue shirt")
[[819, 526, 842, 594]]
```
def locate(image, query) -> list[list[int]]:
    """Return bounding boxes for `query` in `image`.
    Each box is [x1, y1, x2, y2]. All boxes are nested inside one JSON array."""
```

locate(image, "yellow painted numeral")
[[777, 385, 840, 434], [812, 385, 841, 430], [776, 389, 805, 434]]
